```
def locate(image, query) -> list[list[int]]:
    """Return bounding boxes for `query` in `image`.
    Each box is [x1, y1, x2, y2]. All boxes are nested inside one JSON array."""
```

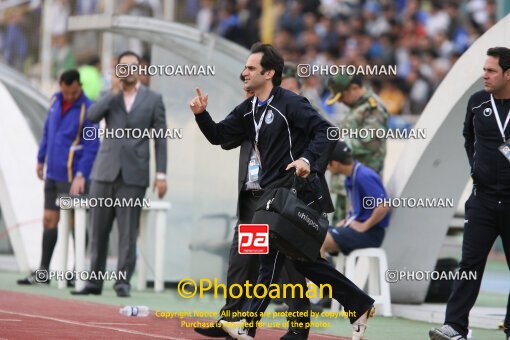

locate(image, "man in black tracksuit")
[[190, 43, 374, 340], [430, 47, 510, 340], [194, 72, 311, 340]]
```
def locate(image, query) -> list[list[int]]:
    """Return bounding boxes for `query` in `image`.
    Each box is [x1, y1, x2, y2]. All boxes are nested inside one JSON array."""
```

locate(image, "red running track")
[[0, 290, 349, 339]]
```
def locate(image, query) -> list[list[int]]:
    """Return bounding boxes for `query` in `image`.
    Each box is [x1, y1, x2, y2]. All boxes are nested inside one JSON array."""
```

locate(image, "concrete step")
[[392, 303, 505, 330]]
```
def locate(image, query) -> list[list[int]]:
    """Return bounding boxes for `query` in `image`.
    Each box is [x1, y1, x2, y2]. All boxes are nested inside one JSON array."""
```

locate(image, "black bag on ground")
[[251, 173, 329, 262]]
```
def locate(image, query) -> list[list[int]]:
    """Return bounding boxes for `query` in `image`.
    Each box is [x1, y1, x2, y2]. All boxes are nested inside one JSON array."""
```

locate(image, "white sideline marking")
[[87, 322, 147, 326], [0, 309, 185, 339]]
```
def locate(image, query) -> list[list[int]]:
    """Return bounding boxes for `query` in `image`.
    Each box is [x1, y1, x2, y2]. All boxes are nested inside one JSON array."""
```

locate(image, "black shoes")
[[114, 285, 130, 297], [280, 328, 309, 340], [70, 284, 102, 295], [18, 270, 74, 287], [17, 271, 49, 285], [71, 283, 129, 297], [194, 321, 228, 338]]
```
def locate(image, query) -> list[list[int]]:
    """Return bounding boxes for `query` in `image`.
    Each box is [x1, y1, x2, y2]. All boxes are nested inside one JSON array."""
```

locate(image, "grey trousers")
[[87, 176, 146, 289]]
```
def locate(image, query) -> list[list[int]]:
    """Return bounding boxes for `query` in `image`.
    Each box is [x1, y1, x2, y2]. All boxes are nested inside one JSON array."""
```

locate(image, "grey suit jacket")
[[87, 85, 167, 188]]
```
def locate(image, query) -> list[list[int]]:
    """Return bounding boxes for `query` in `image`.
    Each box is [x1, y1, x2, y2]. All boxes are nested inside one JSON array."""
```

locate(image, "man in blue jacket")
[[17, 69, 99, 285]]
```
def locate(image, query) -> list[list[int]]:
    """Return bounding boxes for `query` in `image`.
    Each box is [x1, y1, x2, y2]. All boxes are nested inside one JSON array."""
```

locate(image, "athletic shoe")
[[220, 319, 255, 340], [352, 306, 375, 340], [429, 325, 466, 340]]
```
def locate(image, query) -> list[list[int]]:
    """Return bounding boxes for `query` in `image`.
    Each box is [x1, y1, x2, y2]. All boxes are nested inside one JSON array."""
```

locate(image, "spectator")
[[78, 56, 102, 101], [379, 79, 406, 115], [48, 0, 70, 39], [52, 34, 76, 78], [196, 0, 214, 32], [204, 0, 495, 123], [405, 69, 431, 115], [425, 1, 450, 38], [321, 141, 390, 258], [2, 8, 28, 71]]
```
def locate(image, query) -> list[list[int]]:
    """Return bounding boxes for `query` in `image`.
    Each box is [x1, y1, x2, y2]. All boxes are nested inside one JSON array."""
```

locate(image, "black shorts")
[[44, 179, 72, 211]]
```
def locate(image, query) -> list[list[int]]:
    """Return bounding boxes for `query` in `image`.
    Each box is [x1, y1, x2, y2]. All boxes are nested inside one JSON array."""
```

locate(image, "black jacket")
[[463, 90, 510, 203], [196, 86, 335, 212]]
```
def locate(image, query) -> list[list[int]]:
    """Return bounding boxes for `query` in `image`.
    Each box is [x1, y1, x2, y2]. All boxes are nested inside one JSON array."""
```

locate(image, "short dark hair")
[[487, 47, 510, 72], [59, 69, 81, 85], [250, 42, 284, 86], [349, 75, 363, 88], [117, 50, 141, 64]]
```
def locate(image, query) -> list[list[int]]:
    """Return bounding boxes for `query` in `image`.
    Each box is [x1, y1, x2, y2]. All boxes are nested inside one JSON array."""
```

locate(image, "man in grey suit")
[[72, 51, 167, 297]]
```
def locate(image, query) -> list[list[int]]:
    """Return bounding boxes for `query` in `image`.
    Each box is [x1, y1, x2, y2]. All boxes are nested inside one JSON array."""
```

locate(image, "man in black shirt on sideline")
[[430, 47, 510, 340], [190, 43, 375, 340], [194, 69, 311, 340]]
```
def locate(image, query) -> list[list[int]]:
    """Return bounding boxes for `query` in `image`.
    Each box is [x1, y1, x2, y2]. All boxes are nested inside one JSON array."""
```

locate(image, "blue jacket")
[[345, 161, 390, 228], [37, 92, 99, 182]]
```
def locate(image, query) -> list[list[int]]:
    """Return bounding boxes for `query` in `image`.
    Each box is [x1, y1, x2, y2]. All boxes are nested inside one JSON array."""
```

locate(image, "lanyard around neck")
[[251, 95, 274, 145], [490, 94, 510, 142]]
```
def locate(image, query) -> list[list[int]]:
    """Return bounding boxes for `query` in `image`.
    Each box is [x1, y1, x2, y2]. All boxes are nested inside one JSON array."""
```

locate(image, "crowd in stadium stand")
[[196, 0, 496, 116], [0, 0, 497, 116]]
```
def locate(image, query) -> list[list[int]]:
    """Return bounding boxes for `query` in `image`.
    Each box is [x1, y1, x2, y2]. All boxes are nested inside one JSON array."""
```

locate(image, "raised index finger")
[[195, 87, 203, 98]]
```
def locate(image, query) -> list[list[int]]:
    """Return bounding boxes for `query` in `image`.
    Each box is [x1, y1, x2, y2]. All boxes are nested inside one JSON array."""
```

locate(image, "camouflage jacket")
[[341, 90, 389, 174]]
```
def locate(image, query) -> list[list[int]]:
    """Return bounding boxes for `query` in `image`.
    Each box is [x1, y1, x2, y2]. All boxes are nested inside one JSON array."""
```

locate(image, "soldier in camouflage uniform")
[[325, 74, 389, 223]]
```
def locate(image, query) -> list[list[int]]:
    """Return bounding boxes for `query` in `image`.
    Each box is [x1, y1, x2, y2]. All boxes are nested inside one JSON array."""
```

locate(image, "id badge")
[[248, 159, 260, 182], [498, 138, 510, 163]]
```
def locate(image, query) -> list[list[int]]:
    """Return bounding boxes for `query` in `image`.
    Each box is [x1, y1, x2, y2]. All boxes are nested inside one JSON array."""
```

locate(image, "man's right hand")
[[36, 163, 44, 180], [189, 87, 208, 115]]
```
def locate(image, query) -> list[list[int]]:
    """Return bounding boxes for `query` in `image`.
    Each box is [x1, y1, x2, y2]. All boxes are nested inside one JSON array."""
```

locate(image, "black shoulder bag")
[[251, 173, 329, 262]]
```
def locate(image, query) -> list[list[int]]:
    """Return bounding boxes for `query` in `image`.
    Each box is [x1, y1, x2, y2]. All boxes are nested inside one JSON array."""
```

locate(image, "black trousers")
[[446, 194, 510, 337], [242, 174, 374, 331], [87, 176, 146, 289], [245, 247, 374, 329], [220, 190, 311, 328]]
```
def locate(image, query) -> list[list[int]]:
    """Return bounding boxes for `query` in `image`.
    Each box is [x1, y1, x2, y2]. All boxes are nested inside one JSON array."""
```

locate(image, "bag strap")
[[291, 173, 327, 213]]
